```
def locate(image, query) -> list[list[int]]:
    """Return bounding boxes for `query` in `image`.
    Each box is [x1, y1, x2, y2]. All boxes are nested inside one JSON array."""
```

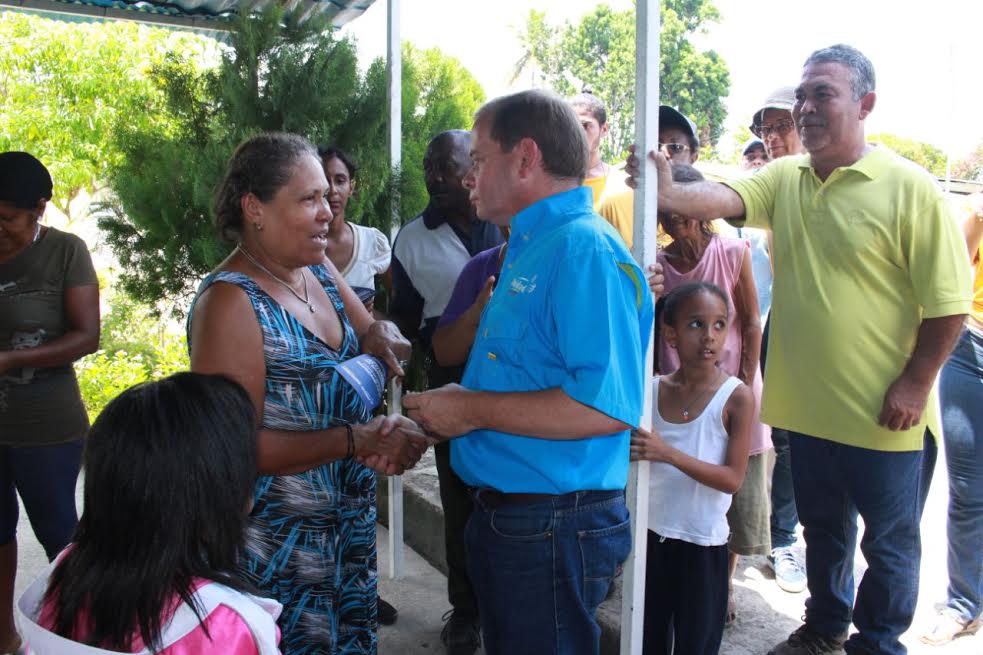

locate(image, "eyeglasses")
[[751, 118, 795, 139], [658, 143, 691, 156]]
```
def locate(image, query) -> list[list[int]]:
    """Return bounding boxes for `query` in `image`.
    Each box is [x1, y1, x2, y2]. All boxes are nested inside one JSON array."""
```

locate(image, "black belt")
[[469, 487, 618, 509]]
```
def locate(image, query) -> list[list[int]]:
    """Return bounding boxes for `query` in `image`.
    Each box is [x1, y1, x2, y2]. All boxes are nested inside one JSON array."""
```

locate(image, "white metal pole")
[[621, 0, 659, 653], [386, 0, 404, 581]]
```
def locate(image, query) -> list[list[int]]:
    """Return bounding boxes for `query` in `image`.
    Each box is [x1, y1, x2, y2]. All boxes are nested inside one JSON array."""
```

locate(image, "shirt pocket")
[[478, 318, 528, 367]]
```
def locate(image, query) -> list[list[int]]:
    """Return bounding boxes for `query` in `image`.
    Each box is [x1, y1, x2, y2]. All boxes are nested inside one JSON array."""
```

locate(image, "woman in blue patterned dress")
[[188, 133, 430, 655]]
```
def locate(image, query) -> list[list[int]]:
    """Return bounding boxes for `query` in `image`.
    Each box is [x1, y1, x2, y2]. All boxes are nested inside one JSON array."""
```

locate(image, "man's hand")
[[646, 262, 665, 299], [403, 383, 477, 439], [466, 276, 495, 321], [878, 372, 932, 432], [355, 414, 433, 475], [626, 145, 678, 219], [0, 351, 14, 377], [361, 320, 411, 378], [629, 426, 670, 462]]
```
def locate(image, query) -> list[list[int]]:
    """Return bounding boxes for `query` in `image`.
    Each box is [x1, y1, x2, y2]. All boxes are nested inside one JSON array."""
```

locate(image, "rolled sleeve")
[[549, 246, 652, 427], [904, 191, 974, 318], [724, 158, 786, 231]]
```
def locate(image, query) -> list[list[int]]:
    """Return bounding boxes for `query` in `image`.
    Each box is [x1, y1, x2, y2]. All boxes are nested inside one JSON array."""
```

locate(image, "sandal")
[[920, 609, 982, 646]]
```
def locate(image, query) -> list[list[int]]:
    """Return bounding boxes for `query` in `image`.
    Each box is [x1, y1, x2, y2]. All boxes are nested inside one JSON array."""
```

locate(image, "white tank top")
[[647, 375, 742, 547]]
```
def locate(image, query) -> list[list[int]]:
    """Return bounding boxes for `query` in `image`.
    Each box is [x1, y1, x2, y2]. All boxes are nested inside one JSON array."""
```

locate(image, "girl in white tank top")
[[630, 283, 753, 655]]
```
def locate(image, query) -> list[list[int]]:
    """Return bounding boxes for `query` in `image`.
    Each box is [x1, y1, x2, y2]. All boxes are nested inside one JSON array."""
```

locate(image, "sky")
[[343, 0, 983, 161]]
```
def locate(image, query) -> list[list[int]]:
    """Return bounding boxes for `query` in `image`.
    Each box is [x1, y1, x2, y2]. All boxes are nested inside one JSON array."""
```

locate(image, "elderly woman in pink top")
[[16, 373, 281, 655], [654, 164, 771, 625]]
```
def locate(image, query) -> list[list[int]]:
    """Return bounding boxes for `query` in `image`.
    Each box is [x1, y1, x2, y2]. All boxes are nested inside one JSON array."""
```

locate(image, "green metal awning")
[[0, 0, 374, 29]]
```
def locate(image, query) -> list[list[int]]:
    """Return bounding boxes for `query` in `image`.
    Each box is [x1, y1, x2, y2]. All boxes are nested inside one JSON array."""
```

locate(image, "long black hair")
[[43, 372, 258, 651]]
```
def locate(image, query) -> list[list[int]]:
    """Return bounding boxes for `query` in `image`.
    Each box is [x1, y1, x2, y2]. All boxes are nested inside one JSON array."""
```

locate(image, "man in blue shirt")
[[404, 90, 654, 655]]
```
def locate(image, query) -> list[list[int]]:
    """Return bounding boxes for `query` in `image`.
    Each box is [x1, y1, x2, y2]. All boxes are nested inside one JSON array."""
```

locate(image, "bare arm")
[[630, 383, 753, 494], [0, 284, 100, 374], [626, 147, 746, 221], [321, 257, 411, 376], [404, 384, 630, 441], [963, 193, 983, 260], [731, 247, 762, 385], [878, 314, 966, 431], [432, 275, 495, 367], [190, 283, 425, 475]]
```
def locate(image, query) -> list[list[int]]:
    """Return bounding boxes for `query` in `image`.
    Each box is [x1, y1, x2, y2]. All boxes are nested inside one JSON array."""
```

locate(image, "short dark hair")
[[44, 372, 258, 651], [658, 165, 714, 239], [214, 132, 317, 242], [474, 90, 588, 183], [0, 151, 53, 209], [662, 282, 730, 327], [317, 145, 358, 181], [804, 44, 876, 101], [569, 89, 607, 126]]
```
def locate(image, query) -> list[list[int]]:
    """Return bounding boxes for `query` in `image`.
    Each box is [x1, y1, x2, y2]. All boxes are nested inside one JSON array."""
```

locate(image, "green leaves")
[[100, 7, 484, 307], [512, 1, 731, 160], [0, 13, 215, 222], [869, 133, 947, 178]]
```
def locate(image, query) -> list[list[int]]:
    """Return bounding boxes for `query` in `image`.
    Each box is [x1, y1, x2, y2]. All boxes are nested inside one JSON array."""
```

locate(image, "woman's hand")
[[646, 263, 665, 299], [355, 414, 433, 475], [361, 320, 411, 378], [629, 426, 671, 462]]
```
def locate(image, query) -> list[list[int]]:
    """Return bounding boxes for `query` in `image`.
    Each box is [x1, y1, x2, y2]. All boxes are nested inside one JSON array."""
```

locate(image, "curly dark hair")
[[213, 132, 317, 242]]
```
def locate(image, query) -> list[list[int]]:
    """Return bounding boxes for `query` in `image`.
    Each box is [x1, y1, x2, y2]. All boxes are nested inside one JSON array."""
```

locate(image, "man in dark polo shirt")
[[390, 129, 502, 655]]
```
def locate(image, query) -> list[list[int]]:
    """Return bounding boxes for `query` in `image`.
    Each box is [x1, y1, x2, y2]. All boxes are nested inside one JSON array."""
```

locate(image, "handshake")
[[351, 414, 434, 476]]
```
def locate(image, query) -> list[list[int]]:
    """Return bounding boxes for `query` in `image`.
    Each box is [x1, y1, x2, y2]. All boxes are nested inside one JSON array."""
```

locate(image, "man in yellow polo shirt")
[[629, 44, 971, 655]]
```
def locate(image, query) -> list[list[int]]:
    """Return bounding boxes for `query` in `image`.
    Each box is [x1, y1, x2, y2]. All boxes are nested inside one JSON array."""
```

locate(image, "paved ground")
[[12, 442, 982, 654]]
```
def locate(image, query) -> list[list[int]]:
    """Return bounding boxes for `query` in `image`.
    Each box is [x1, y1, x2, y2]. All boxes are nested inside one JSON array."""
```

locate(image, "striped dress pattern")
[[188, 266, 377, 655]]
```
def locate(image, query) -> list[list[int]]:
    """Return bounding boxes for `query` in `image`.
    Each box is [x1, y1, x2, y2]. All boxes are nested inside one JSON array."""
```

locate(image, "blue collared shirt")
[[451, 187, 654, 494]]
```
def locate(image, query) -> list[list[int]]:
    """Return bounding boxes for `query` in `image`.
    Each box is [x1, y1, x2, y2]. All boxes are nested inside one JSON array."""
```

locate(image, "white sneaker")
[[768, 546, 807, 593]]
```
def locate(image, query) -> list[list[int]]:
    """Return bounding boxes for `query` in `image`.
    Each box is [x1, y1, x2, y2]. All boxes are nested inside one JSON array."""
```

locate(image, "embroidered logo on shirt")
[[508, 275, 538, 295]]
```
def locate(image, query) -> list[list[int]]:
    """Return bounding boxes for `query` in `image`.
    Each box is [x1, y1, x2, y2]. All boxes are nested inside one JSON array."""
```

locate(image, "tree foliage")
[[953, 142, 983, 182], [513, 0, 730, 159], [101, 8, 484, 307], [0, 13, 214, 223], [869, 133, 947, 178]]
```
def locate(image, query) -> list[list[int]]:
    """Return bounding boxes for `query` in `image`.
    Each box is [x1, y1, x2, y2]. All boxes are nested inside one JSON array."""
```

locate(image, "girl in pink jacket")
[[16, 372, 281, 654]]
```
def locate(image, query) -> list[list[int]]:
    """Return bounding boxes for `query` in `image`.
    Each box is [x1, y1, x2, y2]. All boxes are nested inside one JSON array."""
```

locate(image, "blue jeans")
[[939, 328, 983, 622], [464, 489, 631, 655], [770, 427, 799, 549], [790, 430, 936, 655], [0, 438, 84, 559]]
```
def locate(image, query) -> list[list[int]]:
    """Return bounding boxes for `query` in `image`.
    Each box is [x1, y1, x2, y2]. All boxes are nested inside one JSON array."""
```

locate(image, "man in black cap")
[[597, 106, 700, 249]]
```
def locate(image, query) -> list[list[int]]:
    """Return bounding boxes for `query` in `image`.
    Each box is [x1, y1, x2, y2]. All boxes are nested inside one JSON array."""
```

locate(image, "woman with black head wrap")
[[0, 151, 100, 653]]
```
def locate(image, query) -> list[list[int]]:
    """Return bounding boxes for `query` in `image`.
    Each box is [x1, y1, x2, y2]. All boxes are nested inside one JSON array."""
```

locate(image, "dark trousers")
[[0, 438, 84, 559], [465, 490, 630, 655], [434, 441, 479, 617], [643, 531, 729, 655], [790, 430, 936, 655]]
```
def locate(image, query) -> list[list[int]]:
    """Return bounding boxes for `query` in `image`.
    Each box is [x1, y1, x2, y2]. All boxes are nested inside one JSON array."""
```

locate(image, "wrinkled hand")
[[629, 426, 671, 462], [878, 372, 931, 432], [403, 383, 476, 440], [355, 414, 433, 475], [361, 320, 411, 378], [646, 262, 665, 299]]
